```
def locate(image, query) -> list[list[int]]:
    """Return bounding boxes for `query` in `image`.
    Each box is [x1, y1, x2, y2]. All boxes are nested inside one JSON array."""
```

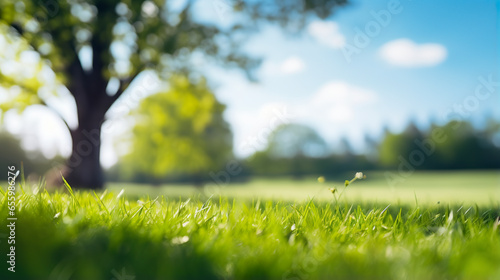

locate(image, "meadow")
[[0, 171, 499, 279], [108, 170, 500, 205]]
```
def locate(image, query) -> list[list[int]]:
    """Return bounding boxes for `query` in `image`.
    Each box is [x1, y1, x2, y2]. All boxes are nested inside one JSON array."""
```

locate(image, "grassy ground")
[[108, 170, 500, 205], [0, 171, 499, 279]]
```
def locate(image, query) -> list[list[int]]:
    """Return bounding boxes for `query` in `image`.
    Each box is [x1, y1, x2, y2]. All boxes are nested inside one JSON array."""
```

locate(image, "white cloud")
[[280, 56, 305, 74], [379, 39, 447, 67], [303, 81, 378, 123], [233, 102, 294, 157], [260, 56, 306, 76], [312, 82, 378, 105], [307, 20, 345, 49]]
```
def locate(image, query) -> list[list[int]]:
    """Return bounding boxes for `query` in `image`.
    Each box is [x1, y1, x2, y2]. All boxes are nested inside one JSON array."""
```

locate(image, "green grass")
[[107, 170, 500, 205], [1, 174, 500, 279]]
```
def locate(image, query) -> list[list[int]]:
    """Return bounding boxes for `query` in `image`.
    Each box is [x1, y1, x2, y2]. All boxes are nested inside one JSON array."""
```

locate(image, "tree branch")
[[0, 73, 74, 136], [103, 70, 143, 111], [9, 21, 84, 125], [38, 100, 73, 134], [8, 23, 42, 57]]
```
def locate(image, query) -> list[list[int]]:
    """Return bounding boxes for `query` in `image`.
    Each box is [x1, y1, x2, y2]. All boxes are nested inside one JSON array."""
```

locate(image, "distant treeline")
[[108, 119, 499, 184], [1, 118, 498, 185], [245, 120, 500, 178]]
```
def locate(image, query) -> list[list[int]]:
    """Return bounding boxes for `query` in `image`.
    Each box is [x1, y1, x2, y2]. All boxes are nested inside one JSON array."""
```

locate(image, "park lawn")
[[0, 174, 500, 280], [107, 170, 500, 205]]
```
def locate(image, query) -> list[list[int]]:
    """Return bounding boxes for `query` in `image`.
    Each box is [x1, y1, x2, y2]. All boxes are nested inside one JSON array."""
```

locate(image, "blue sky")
[[4, 0, 498, 167], [205, 0, 499, 158]]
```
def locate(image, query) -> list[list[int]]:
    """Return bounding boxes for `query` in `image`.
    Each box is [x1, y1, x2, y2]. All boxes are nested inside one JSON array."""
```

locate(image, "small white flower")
[[355, 172, 364, 179]]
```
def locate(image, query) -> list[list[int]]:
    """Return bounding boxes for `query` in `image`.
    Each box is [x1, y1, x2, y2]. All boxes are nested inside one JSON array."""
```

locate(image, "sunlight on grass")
[[1, 178, 499, 279]]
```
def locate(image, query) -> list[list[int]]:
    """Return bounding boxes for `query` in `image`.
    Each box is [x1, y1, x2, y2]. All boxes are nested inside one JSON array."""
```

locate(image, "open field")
[[107, 170, 500, 206], [0, 171, 499, 279]]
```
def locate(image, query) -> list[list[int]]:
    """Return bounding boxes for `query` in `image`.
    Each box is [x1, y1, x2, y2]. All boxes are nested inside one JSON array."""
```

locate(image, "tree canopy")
[[119, 75, 232, 184]]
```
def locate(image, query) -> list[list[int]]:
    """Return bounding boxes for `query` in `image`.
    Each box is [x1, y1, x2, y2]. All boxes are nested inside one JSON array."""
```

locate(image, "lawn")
[[108, 170, 500, 205], [0, 171, 499, 279]]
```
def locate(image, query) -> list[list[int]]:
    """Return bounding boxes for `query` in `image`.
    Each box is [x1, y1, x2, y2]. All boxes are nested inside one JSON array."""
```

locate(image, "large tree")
[[120, 74, 233, 185], [0, 0, 347, 189]]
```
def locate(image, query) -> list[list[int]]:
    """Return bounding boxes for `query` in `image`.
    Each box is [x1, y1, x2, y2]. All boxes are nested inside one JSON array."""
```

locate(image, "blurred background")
[[0, 0, 498, 199]]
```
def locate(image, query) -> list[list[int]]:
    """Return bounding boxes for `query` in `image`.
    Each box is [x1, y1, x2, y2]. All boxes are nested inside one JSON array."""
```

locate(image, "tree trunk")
[[56, 49, 125, 189], [62, 58, 109, 190], [64, 114, 105, 189]]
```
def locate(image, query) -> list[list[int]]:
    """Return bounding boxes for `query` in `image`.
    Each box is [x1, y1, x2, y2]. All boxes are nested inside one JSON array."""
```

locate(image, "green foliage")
[[378, 120, 500, 169], [248, 123, 328, 176], [0, 0, 246, 78], [120, 75, 232, 184], [0, 185, 499, 279], [378, 122, 423, 167], [248, 119, 500, 178], [0, 0, 349, 112], [246, 123, 373, 177], [0, 26, 45, 115]]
